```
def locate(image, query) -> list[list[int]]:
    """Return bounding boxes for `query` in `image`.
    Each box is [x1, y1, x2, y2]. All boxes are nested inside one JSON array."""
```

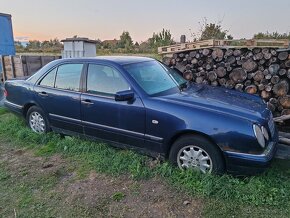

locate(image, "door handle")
[[81, 99, 94, 105], [38, 91, 48, 97]]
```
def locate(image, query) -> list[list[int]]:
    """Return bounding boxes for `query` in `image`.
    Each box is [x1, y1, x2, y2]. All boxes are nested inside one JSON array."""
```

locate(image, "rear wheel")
[[26, 106, 50, 134], [169, 135, 225, 174]]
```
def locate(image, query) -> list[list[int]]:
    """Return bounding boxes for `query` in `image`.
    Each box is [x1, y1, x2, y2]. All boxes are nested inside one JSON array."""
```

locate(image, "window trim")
[[36, 63, 85, 93], [84, 63, 131, 98], [37, 66, 58, 88]]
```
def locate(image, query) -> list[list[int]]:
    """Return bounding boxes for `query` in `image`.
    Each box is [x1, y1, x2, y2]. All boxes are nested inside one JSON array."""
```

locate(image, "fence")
[[0, 55, 61, 82]]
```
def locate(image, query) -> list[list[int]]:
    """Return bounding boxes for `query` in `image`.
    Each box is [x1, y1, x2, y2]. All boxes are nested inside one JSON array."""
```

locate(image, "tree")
[[18, 38, 63, 53], [118, 31, 133, 50], [253, 31, 290, 40], [26, 40, 41, 50], [14, 41, 24, 52], [191, 18, 233, 41], [148, 29, 174, 50], [95, 39, 103, 49]]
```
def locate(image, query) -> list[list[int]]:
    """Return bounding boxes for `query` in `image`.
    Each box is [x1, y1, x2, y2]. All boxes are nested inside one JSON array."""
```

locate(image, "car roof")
[[54, 56, 155, 66]]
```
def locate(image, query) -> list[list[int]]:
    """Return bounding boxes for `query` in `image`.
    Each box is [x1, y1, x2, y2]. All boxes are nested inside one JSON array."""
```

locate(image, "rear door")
[[34, 63, 84, 133], [81, 63, 146, 147]]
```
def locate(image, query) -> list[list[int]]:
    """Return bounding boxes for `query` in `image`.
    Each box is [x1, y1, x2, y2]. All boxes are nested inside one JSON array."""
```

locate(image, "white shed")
[[61, 37, 97, 58]]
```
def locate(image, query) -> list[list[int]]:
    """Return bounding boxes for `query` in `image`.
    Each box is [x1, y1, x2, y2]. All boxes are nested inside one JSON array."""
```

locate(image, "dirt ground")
[[0, 140, 203, 217]]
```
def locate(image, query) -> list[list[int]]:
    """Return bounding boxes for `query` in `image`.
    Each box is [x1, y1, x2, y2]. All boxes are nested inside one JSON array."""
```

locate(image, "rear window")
[[55, 64, 83, 91]]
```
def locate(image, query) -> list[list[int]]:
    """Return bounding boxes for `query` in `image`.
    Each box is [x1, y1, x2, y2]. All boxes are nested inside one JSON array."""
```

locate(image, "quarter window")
[[39, 68, 57, 87], [55, 64, 83, 91], [87, 64, 129, 96]]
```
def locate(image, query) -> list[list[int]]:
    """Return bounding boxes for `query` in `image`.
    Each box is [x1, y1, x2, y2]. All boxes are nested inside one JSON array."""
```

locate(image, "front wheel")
[[26, 106, 50, 134], [169, 135, 225, 174]]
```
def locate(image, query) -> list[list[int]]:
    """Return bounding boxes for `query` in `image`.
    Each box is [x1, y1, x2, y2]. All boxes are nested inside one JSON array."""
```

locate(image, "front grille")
[[268, 113, 275, 137]]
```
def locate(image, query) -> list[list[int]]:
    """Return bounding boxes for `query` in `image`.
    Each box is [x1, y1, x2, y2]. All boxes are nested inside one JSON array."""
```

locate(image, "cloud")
[[15, 36, 29, 42]]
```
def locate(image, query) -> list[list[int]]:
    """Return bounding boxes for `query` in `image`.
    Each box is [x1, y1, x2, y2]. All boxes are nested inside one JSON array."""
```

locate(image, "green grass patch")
[[111, 192, 126, 201], [0, 162, 64, 217], [0, 107, 8, 116], [0, 112, 290, 217]]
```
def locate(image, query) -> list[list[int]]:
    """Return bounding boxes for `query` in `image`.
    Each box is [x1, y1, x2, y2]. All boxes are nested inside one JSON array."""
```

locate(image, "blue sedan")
[[4, 56, 278, 175]]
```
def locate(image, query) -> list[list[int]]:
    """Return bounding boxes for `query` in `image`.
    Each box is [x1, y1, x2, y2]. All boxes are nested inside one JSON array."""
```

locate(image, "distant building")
[[61, 37, 97, 58]]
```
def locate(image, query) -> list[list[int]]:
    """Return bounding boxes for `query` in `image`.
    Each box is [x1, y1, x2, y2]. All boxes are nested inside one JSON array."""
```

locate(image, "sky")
[[1, 0, 290, 43]]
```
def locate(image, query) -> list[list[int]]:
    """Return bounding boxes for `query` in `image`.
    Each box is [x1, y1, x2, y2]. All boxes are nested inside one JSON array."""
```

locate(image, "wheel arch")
[[166, 130, 225, 160], [23, 102, 39, 117]]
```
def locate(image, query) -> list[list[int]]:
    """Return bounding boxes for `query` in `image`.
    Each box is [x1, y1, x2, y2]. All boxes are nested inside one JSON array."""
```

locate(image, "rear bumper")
[[4, 100, 23, 115], [225, 140, 278, 175]]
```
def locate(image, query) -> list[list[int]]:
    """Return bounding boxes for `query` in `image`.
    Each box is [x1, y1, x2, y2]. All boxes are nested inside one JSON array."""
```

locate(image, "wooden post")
[[40, 56, 44, 67], [1, 56, 7, 82], [10, 55, 16, 78]]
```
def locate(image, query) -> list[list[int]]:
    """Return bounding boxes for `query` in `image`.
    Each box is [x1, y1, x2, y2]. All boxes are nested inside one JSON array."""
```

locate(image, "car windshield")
[[124, 60, 187, 96]]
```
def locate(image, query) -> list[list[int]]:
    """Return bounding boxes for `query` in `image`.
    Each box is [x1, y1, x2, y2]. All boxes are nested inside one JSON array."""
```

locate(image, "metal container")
[[0, 13, 16, 55]]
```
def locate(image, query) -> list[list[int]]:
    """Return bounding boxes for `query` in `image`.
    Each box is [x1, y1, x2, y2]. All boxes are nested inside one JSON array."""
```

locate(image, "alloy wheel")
[[177, 145, 213, 173], [29, 111, 46, 133]]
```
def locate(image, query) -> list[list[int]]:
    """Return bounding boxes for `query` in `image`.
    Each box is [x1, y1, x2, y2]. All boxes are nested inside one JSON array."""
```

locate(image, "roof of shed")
[[61, 37, 97, 44], [0, 13, 12, 17]]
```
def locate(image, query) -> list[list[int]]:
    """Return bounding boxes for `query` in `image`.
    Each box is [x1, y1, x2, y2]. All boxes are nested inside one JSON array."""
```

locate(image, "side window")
[[55, 64, 83, 91], [87, 64, 129, 96], [39, 68, 57, 87]]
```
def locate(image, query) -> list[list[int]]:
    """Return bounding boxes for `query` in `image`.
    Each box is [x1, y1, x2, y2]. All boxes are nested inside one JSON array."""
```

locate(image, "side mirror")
[[115, 90, 135, 101]]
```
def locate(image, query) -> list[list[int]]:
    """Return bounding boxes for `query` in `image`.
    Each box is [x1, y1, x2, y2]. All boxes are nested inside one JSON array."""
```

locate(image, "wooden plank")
[[158, 39, 290, 54], [274, 114, 290, 123], [0, 55, 6, 82], [1, 55, 60, 81], [13, 56, 24, 78], [27, 56, 42, 75], [10, 55, 16, 78], [21, 56, 28, 76], [25, 56, 33, 76], [3, 56, 13, 80], [276, 143, 290, 160], [41, 56, 56, 66], [40, 56, 44, 67]]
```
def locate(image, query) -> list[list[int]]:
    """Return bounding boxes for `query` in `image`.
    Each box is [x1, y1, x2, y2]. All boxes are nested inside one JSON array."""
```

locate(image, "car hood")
[[157, 83, 269, 121]]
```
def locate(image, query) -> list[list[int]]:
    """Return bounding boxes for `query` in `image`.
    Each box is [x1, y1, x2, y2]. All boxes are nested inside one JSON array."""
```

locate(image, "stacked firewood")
[[163, 47, 290, 117]]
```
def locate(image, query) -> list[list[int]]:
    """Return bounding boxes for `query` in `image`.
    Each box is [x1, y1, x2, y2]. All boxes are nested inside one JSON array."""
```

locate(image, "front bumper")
[[224, 139, 278, 175]]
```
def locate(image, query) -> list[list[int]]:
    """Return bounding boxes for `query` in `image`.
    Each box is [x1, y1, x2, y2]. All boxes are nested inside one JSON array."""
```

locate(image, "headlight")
[[253, 124, 265, 148], [261, 126, 269, 141]]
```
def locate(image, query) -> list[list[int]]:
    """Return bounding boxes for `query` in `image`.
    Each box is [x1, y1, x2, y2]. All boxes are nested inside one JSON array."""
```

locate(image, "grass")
[[0, 107, 8, 116], [0, 110, 290, 217], [111, 192, 126, 201], [0, 162, 66, 217]]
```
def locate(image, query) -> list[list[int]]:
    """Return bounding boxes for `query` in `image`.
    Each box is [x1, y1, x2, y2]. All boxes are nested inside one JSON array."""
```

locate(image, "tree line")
[[14, 29, 175, 54], [15, 38, 63, 54], [15, 20, 290, 54]]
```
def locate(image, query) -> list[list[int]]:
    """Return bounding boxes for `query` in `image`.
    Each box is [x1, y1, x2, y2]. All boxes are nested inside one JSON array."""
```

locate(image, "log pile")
[[163, 47, 290, 117]]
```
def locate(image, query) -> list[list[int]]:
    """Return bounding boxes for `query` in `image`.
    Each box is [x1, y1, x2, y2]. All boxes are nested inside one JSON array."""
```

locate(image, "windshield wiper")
[[179, 81, 189, 90]]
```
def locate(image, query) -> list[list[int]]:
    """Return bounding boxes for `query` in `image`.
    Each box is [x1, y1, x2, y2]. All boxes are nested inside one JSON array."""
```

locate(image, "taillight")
[[4, 89, 8, 97]]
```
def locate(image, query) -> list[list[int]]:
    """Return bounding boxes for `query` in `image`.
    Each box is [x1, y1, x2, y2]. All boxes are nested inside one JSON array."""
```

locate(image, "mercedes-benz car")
[[4, 56, 278, 175]]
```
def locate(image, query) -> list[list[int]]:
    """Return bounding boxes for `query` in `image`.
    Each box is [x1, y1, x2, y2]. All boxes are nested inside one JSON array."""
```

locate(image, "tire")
[[169, 135, 225, 174], [26, 106, 50, 134]]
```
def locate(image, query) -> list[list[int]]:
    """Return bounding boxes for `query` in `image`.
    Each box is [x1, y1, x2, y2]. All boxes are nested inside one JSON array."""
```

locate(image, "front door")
[[81, 63, 145, 147], [34, 63, 84, 133]]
